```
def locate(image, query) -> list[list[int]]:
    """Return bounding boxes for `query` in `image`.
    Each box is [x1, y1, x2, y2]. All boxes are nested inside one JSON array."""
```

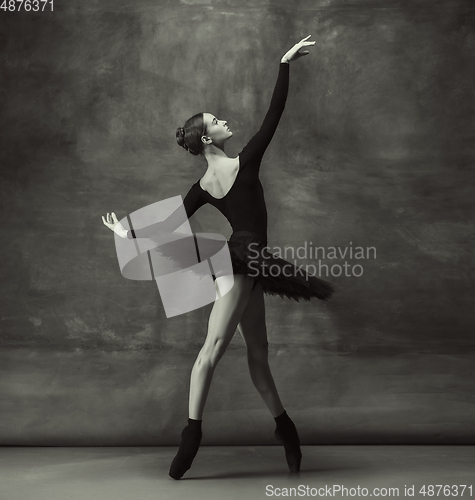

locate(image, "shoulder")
[[202, 157, 239, 182]]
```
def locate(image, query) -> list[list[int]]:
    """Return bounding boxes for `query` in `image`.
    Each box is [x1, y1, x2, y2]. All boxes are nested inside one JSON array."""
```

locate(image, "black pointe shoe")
[[274, 424, 302, 473], [169, 422, 202, 480]]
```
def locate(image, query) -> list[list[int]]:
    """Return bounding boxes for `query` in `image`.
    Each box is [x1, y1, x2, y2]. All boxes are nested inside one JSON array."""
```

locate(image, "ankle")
[[188, 417, 202, 424], [187, 417, 202, 432], [274, 410, 290, 424]]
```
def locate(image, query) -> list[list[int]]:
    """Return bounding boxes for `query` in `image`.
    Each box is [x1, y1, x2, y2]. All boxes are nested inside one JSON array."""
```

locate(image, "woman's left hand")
[[281, 35, 316, 63], [102, 212, 128, 238]]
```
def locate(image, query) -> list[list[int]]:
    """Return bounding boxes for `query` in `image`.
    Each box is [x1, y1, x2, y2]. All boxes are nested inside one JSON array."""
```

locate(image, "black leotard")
[[128, 62, 289, 242]]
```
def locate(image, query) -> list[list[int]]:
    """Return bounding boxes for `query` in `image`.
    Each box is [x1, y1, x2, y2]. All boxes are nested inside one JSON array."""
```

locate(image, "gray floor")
[[1, 446, 474, 499]]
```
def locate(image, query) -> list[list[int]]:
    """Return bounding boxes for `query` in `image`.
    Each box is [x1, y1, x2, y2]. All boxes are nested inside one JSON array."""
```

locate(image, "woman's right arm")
[[238, 36, 316, 166], [127, 183, 206, 239], [238, 62, 290, 165]]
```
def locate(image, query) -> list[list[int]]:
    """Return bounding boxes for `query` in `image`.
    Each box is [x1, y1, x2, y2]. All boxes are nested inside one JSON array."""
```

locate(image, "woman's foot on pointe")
[[168, 418, 202, 480], [274, 410, 302, 473]]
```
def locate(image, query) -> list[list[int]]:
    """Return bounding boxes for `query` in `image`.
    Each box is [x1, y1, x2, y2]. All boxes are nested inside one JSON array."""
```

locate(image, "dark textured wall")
[[1, 0, 474, 445]]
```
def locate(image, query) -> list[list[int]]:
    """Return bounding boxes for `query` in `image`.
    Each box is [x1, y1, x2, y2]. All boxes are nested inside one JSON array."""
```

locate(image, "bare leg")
[[237, 280, 285, 417], [189, 273, 255, 420], [169, 274, 255, 479], [238, 280, 302, 472]]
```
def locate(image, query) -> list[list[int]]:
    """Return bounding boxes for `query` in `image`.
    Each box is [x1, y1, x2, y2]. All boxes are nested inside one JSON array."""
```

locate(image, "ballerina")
[[102, 34, 334, 479]]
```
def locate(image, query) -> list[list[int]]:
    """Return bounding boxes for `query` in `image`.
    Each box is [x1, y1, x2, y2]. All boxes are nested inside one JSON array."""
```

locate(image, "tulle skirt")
[[226, 231, 335, 301], [138, 230, 335, 302]]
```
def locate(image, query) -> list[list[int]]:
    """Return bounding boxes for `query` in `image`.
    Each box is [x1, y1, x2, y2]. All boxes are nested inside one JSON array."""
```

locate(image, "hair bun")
[[176, 127, 188, 150], [176, 113, 204, 156]]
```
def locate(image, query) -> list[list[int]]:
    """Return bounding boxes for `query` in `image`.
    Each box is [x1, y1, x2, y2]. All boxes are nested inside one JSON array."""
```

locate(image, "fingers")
[[299, 35, 315, 43], [102, 213, 114, 229], [299, 35, 315, 44], [101, 212, 121, 231]]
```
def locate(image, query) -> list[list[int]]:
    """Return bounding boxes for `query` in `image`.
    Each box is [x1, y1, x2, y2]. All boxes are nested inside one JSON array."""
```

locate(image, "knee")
[[247, 340, 269, 361], [199, 338, 228, 367]]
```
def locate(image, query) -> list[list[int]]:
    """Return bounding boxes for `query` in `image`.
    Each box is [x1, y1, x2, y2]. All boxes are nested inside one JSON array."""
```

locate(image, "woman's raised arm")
[[238, 62, 290, 165], [238, 35, 316, 166]]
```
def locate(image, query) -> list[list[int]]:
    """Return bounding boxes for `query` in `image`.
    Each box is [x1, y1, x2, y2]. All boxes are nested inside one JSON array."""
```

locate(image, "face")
[[202, 113, 233, 146]]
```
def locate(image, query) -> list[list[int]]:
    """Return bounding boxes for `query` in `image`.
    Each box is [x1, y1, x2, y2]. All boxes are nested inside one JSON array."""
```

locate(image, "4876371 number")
[[1, 0, 53, 11], [418, 485, 473, 496]]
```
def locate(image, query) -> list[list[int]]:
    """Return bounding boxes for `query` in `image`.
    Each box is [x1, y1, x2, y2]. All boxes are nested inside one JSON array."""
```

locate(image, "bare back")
[[199, 157, 240, 200]]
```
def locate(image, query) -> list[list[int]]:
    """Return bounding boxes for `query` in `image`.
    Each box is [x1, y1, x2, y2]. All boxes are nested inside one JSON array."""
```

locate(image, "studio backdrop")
[[0, 0, 474, 445]]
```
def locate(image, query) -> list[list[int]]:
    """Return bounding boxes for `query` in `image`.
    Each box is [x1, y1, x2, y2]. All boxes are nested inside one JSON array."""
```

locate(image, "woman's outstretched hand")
[[281, 35, 316, 63], [102, 212, 128, 239]]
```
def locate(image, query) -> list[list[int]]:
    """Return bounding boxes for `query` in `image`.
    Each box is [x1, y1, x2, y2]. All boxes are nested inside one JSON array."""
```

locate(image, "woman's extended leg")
[[169, 273, 254, 480], [238, 280, 302, 473], [237, 280, 284, 417], [189, 273, 255, 420]]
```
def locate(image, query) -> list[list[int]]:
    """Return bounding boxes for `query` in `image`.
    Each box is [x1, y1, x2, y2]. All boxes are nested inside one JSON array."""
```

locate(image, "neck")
[[204, 143, 228, 160]]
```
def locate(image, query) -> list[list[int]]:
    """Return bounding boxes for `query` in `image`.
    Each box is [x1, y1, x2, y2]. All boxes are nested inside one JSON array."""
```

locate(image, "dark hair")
[[176, 113, 206, 156]]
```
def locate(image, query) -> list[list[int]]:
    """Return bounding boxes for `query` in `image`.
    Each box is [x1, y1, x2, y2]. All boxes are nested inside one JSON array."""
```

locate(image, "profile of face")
[[202, 113, 233, 147]]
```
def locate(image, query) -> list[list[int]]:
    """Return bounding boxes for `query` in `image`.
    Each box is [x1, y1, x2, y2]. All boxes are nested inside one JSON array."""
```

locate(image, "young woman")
[[102, 35, 334, 479]]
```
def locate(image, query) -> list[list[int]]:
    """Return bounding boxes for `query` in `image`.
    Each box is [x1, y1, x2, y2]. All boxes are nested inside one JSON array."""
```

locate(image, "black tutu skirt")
[[125, 229, 335, 302], [226, 231, 335, 301]]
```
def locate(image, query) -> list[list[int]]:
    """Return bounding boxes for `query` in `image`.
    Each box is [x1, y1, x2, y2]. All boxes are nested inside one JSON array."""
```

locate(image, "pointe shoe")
[[275, 426, 302, 473], [169, 424, 202, 480]]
